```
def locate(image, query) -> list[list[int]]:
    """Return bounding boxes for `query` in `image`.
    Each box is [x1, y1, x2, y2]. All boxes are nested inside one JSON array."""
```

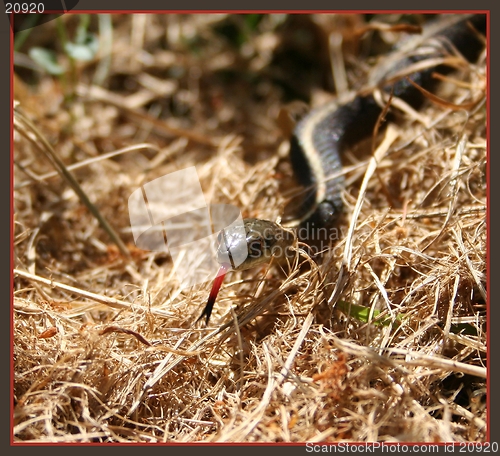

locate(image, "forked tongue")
[[197, 264, 230, 325]]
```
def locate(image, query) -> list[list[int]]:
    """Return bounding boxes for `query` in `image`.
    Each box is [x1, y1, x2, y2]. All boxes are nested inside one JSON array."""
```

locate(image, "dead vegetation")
[[13, 13, 486, 443]]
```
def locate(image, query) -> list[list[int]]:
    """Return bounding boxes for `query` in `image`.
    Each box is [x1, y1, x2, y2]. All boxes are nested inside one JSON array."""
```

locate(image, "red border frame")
[[10, 10, 490, 446]]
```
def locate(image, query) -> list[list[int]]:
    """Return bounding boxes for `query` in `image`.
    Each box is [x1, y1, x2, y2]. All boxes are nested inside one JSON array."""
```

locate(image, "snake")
[[199, 13, 487, 324]]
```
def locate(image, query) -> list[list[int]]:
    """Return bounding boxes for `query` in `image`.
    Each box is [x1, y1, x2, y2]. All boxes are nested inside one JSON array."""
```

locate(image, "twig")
[[14, 107, 132, 260], [14, 269, 174, 319]]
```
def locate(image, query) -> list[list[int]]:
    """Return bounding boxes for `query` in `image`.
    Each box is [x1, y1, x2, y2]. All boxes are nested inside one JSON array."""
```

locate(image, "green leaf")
[[28, 47, 64, 75], [337, 301, 403, 327], [64, 35, 99, 62], [75, 14, 91, 44]]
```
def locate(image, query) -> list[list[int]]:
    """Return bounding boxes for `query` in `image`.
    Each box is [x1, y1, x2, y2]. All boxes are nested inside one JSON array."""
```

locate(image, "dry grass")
[[13, 14, 487, 443]]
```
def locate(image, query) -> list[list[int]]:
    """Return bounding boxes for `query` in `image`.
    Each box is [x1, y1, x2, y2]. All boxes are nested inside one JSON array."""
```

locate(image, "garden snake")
[[199, 14, 487, 324]]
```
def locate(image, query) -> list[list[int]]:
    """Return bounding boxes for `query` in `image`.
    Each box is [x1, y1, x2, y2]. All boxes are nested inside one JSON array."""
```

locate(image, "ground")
[[13, 13, 486, 443]]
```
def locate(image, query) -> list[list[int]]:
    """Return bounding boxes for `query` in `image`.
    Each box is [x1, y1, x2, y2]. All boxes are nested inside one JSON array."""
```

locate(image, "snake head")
[[199, 218, 295, 324], [217, 218, 294, 272]]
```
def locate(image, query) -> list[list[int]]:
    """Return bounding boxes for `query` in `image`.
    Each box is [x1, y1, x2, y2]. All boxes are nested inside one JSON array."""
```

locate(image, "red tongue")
[[198, 264, 230, 325]]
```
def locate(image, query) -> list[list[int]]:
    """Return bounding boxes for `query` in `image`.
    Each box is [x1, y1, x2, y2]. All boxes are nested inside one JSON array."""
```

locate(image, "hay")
[[13, 14, 486, 442]]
